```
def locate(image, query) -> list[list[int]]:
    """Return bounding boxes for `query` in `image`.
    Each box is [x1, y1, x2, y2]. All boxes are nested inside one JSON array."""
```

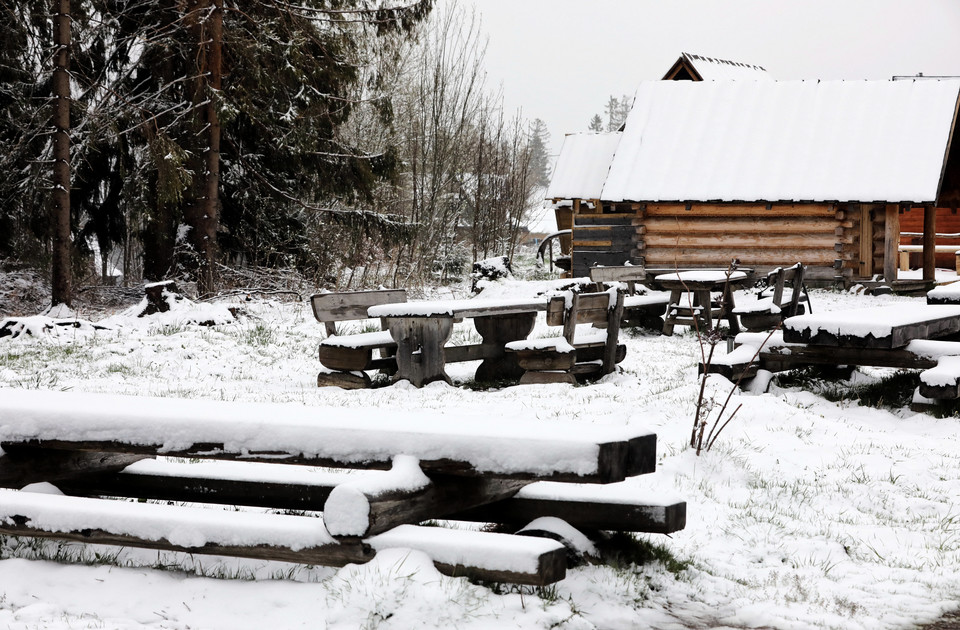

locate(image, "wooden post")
[[923, 205, 937, 281], [883, 204, 900, 283], [858, 205, 873, 277]]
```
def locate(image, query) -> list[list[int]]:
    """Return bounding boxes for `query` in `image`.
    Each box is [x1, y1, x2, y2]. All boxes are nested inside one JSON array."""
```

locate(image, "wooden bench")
[[506, 289, 626, 385], [589, 266, 670, 330], [0, 390, 683, 586], [898, 244, 960, 271], [311, 289, 406, 389], [733, 263, 810, 332]]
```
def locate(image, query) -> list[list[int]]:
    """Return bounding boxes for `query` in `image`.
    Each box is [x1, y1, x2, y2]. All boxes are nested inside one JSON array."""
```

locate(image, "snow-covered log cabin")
[[549, 75, 960, 286]]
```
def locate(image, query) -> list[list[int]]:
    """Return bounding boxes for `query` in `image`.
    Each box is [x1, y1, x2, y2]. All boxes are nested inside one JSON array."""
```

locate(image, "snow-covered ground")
[[1, 276, 959, 629]]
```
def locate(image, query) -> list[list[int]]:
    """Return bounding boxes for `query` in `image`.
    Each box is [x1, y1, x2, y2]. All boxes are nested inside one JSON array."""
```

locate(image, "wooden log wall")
[[636, 204, 842, 279]]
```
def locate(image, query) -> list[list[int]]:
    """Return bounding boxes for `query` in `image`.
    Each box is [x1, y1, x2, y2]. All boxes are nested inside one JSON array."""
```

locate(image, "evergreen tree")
[[588, 114, 604, 132], [527, 118, 551, 188]]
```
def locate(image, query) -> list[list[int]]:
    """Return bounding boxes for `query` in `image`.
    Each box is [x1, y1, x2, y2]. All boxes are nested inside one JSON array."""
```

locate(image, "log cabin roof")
[[601, 79, 960, 204], [546, 132, 621, 200], [663, 52, 772, 81]]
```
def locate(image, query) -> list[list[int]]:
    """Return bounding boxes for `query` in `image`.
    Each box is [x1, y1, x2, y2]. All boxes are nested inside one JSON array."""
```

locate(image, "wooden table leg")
[[387, 317, 454, 387], [662, 290, 683, 336], [722, 285, 740, 336], [473, 312, 537, 382], [695, 290, 713, 331]]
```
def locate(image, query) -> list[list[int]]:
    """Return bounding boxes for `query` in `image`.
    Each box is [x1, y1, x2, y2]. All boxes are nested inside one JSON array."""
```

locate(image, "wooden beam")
[[450, 495, 686, 535], [323, 462, 529, 538], [884, 204, 900, 282], [0, 450, 148, 487], [924, 204, 937, 281]]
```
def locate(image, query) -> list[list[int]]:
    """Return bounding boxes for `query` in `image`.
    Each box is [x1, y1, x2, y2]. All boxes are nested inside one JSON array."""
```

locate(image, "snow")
[[546, 132, 622, 200], [323, 455, 430, 537], [784, 303, 960, 340], [0, 388, 650, 479], [367, 296, 547, 318], [919, 355, 960, 387], [601, 79, 960, 203], [1, 281, 960, 628], [655, 270, 747, 284]]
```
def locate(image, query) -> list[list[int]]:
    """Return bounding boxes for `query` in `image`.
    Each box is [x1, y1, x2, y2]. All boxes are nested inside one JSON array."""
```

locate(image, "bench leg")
[[473, 313, 537, 382]]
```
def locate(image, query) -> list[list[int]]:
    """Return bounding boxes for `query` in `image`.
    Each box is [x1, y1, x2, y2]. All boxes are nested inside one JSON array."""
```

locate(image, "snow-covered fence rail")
[[0, 390, 681, 585]]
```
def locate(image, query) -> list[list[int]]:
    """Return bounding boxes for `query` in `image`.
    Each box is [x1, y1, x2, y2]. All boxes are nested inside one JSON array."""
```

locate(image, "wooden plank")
[[317, 346, 376, 371], [310, 290, 406, 324], [589, 266, 646, 283]]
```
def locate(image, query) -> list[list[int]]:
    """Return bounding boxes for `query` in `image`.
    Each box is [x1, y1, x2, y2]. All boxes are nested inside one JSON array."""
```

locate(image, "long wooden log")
[[450, 497, 686, 534], [0, 490, 567, 585], [56, 460, 677, 534], [643, 203, 836, 217], [0, 449, 149, 487], [0, 390, 656, 484]]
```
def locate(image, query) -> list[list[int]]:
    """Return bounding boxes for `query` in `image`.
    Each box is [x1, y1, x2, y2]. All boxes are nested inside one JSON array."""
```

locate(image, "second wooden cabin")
[[548, 76, 960, 286]]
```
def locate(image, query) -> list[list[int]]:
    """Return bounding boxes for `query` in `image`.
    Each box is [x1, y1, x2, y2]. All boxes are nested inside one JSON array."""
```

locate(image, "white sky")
[[454, 0, 960, 155]]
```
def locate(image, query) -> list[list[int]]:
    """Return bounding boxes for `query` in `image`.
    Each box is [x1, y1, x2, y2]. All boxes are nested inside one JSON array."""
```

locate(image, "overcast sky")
[[453, 0, 960, 155]]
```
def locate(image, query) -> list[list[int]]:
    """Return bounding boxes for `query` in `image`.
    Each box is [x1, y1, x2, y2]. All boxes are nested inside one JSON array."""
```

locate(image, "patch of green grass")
[[774, 366, 917, 410], [593, 532, 691, 577], [243, 323, 277, 347]]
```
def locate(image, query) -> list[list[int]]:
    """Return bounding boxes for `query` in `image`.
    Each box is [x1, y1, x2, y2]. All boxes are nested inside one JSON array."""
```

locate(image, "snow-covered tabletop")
[[654, 270, 748, 285], [783, 303, 960, 348], [926, 281, 960, 304]]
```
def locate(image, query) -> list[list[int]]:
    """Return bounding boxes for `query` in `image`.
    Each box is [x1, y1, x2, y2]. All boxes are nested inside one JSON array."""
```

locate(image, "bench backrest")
[[310, 289, 407, 336], [546, 290, 625, 375], [589, 266, 646, 294], [764, 263, 807, 318]]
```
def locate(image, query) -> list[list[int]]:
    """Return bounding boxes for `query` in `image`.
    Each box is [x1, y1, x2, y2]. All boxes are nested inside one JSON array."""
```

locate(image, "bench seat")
[[319, 330, 396, 349]]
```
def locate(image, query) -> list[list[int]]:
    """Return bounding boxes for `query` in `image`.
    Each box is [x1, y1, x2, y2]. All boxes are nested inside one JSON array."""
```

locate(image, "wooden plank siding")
[[635, 204, 840, 274]]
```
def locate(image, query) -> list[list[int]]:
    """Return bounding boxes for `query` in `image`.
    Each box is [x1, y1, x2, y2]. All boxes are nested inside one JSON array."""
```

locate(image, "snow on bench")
[[0, 389, 671, 585]]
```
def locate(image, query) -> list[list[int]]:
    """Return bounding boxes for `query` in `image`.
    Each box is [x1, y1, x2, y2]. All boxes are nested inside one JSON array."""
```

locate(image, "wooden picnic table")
[[782, 304, 960, 349], [653, 270, 750, 336], [367, 297, 550, 387]]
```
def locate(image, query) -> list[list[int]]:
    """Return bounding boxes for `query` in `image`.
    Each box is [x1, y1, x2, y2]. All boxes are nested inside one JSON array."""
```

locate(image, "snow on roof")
[[545, 132, 621, 200], [678, 52, 772, 81], [601, 79, 960, 204]]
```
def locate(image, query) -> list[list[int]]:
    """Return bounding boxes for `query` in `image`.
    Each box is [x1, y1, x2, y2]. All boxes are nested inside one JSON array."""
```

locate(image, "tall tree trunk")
[[185, 0, 222, 296], [50, 0, 72, 307]]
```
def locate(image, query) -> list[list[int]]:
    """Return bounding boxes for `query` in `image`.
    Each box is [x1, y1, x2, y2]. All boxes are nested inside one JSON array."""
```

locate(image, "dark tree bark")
[[183, 0, 222, 296], [50, 0, 72, 307]]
